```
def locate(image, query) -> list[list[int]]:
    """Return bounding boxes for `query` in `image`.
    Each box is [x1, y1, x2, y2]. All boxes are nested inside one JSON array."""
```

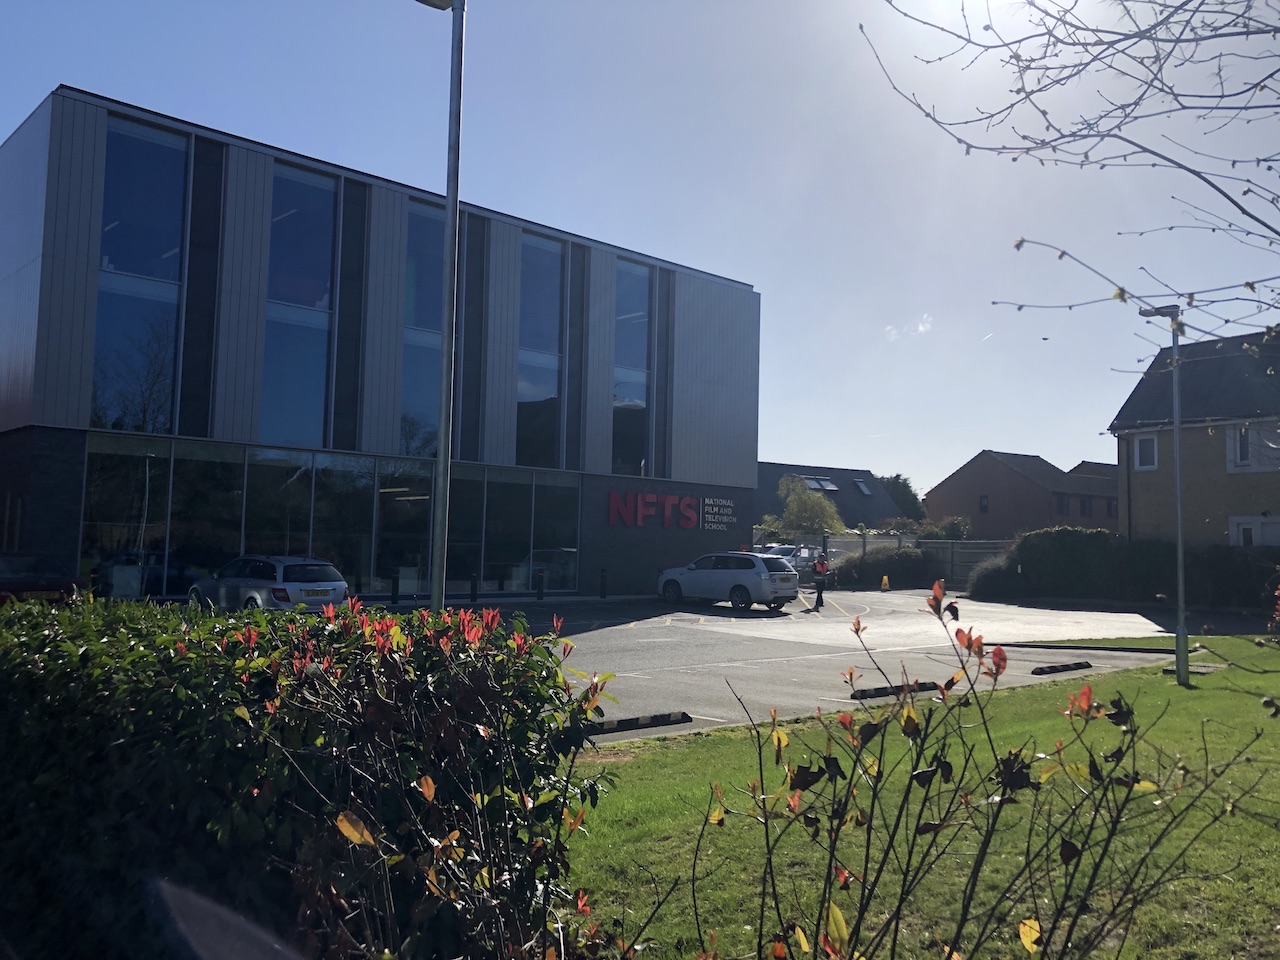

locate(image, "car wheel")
[[187, 589, 202, 607], [662, 580, 683, 604], [766, 599, 787, 611], [729, 586, 752, 611], [244, 596, 259, 610]]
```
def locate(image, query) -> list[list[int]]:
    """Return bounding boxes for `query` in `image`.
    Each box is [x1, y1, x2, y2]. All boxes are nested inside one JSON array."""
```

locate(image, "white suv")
[[657, 551, 799, 611]]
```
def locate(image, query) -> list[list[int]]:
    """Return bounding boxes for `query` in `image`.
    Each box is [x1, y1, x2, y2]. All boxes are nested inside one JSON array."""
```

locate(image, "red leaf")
[[990, 645, 1008, 677]]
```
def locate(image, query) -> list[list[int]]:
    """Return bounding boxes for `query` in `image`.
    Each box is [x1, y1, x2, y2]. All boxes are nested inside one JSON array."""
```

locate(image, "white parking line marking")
[[690, 714, 729, 723]]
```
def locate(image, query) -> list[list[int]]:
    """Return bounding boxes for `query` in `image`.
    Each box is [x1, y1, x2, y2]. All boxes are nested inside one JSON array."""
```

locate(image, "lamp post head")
[[414, 0, 454, 8], [1138, 304, 1182, 320]]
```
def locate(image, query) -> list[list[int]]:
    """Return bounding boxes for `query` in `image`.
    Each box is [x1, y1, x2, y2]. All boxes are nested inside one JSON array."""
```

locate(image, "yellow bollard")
[[880, 575, 890, 592]]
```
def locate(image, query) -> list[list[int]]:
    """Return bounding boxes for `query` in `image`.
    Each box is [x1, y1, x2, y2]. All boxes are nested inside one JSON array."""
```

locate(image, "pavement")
[[428, 587, 1267, 742]]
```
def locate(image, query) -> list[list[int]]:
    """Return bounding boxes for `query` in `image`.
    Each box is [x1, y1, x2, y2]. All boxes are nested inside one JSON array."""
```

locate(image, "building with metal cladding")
[[0, 87, 760, 601]]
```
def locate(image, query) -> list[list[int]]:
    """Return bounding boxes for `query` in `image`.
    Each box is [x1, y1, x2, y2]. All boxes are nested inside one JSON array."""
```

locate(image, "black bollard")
[[535, 569, 545, 601], [470, 573, 478, 604], [391, 571, 400, 606], [599, 568, 607, 599]]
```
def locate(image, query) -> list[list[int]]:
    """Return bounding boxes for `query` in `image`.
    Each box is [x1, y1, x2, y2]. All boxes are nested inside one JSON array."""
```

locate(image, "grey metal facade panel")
[[34, 94, 106, 428], [582, 246, 616, 474], [0, 97, 51, 434], [361, 185, 407, 454], [668, 272, 760, 488], [482, 219, 520, 465], [212, 145, 271, 441]]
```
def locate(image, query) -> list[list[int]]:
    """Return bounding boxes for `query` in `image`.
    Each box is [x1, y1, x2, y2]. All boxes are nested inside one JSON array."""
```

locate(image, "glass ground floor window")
[[77, 435, 580, 599]]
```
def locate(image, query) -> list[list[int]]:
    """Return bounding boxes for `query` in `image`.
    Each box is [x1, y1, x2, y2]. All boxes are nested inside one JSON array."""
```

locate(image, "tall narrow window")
[[613, 260, 651, 476], [517, 234, 563, 467], [93, 118, 188, 434], [1238, 427, 1252, 465], [262, 164, 335, 448], [1134, 435, 1157, 471], [401, 204, 444, 457]]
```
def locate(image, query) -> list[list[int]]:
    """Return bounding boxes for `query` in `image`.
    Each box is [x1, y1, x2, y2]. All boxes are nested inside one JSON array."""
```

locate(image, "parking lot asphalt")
[[454, 588, 1266, 742]]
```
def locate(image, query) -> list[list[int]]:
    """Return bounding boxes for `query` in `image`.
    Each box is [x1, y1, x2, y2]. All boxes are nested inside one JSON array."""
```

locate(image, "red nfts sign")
[[609, 491, 698, 529]]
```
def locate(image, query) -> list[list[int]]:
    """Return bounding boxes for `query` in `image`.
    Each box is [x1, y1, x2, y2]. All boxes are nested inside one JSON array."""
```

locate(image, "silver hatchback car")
[[188, 555, 348, 612], [657, 551, 799, 611]]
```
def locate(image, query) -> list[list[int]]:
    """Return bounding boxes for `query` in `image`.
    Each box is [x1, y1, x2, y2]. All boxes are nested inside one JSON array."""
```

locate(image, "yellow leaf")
[[1019, 917, 1042, 953], [234, 705, 251, 724], [419, 775, 436, 802], [1133, 780, 1159, 793], [900, 702, 921, 740], [794, 925, 810, 953], [861, 755, 880, 781], [708, 805, 726, 826], [336, 811, 376, 846], [771, 727, 789, 764], [1038, 763, 1061, 784], [826, 902, 849, 956], [1063, 763, 1092, 782]]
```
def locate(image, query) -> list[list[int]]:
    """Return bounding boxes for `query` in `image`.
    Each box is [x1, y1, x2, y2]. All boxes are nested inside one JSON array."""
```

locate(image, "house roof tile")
[[1111, 331, 1280, 431]]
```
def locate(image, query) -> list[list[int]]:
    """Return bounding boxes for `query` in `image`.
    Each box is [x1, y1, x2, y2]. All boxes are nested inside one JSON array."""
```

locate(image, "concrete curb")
[[586, 711, 692, 735], [851, 680, 939, 701], [1001, 642, 1174, 655], [1030, 661, 1093, 676]]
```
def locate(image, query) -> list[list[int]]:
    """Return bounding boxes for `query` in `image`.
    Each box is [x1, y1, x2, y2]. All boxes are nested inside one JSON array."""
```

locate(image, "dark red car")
[[0, 555, 82, 605]]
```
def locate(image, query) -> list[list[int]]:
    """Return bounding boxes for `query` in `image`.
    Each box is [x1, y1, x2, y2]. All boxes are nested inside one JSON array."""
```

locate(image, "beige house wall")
[[1120, 424, 1280, 545]]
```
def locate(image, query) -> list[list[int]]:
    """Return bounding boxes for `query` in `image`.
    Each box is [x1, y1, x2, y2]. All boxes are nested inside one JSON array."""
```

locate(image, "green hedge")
[[967, 526, 1280, 610], [0, 598, 610, 959], [830, 545, 941, 590]]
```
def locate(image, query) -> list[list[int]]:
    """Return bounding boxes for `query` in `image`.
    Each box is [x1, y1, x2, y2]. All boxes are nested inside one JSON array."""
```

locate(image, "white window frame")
[[1230, 516, 1280, 546], [1133, 434, 1157, 472], [1227, 425, 1255, 472]]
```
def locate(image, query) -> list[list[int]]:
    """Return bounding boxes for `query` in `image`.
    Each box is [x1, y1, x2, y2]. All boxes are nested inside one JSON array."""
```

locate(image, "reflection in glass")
[[269, 165, 335, 309], [100, 118, 187, 283], [517, 356, 560, 468], [518, 235, 563, 467], [263, 164, 334, 448], [532, 472, 578, 591], [613, 260, 651, 475], [401, 335, 441, 458], [374, 459, 433, 596], [168, 441, 245, 590], [445, 467, 484, 592], [244, 449, 313, 557], [402, 205, 445, 456], [312, 454, 375, 594], [80, 435, 172, 598], [484, 471, 533, 593], [92, 275, 180, 433], [261, 302, 330, 448]]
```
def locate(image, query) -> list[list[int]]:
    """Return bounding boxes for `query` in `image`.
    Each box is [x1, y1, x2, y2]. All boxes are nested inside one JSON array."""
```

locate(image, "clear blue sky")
[[5, 1, 1269, 494]]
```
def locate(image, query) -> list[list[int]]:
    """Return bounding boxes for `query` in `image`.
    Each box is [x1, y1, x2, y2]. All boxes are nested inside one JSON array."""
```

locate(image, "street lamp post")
[[414, 0, 465, 612], [1138, 303, 1189, 688]]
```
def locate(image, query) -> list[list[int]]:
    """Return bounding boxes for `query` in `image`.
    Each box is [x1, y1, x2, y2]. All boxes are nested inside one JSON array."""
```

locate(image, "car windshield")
[[761, 557, 793, 573], [283, 563, 344, 583], [766, 546, 795, 556]]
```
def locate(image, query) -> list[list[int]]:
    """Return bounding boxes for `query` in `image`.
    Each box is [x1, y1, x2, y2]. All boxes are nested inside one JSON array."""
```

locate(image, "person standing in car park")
[[813, 552, 829, 610]]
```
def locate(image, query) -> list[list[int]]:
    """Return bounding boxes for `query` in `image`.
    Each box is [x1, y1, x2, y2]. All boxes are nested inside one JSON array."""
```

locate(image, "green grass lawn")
[[568, 635, 1280, 959]]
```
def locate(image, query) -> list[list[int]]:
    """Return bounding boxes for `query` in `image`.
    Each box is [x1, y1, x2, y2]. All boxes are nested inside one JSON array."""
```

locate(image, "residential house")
[[1110, 331, 1280, 546], [755, 462, 902, 531], [925, 451, 1119, 540]]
